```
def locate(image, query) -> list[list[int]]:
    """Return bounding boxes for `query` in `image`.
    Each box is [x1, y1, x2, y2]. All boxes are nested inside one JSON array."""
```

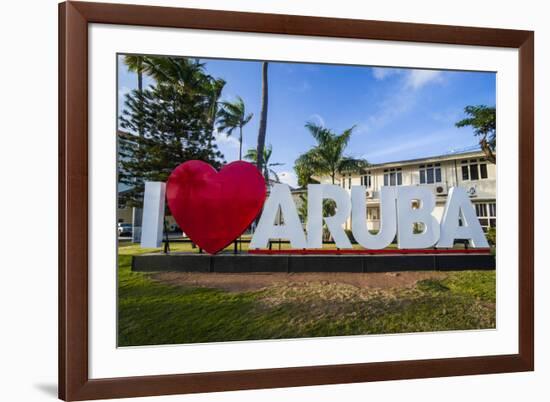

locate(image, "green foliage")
[[297, 192, 336, 222], [295, 161, 319, 188], [486, 227, 496, 246], [456, 105, 496, 163], [294, 122, 368, 185], [217, 96, 253, 160], [244, 144, 283, 185], [118, 56, 229, 206], [296, 193, 336, 242]]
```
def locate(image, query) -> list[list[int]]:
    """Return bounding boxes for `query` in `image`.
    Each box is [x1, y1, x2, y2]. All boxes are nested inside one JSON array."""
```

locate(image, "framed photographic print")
[[59, 1, 534, 400]]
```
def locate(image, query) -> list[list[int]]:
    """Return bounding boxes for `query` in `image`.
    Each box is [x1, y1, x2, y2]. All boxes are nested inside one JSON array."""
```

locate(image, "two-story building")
[[326, 150, 496, 232]]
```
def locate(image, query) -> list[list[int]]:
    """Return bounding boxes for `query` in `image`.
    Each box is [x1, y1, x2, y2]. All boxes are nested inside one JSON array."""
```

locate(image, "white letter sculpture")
[[306, 184, 352, 249], [437, 187, 489, 248], [250, 183, 307, 249], [140, 181, 166, 248], [351, 186, 398, 249], [396, 186, 440, 249]]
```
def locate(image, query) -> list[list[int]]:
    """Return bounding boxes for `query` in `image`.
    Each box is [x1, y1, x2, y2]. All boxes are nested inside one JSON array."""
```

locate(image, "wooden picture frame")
[[59, 1, 534, 400]]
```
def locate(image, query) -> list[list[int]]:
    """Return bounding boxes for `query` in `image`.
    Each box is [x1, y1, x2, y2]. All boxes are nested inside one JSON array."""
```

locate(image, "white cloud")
[[372, 67, 444, 90], [361, 130, 455, 162], [118, 87, 131, 110], [213, 130, 240, 148], [308, 113, 325, 127], [372, 67, 402, 80], [363, 69, 446, 133], [118, 86, 131, 99], [278, 171, 298, 188], [404, 69, 444, 90], [354, 123, 369, 135], [430, 109, 462, 124], [213, 130, 244, 162], [365, 91, 416, 130]]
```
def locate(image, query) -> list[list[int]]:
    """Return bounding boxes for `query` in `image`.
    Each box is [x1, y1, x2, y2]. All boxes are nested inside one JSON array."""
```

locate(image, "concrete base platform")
[[131, 253, 495, 273]]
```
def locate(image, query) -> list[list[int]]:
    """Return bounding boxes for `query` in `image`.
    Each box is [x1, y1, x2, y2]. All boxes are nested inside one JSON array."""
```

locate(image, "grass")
[[118, 243, 496, 346]]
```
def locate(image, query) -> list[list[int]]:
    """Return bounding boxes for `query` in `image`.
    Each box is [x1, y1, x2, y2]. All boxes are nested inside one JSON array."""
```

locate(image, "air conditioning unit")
[[435, 185, 447, 195], [366, 190, 374, 199], [467, 186, 477, 197]]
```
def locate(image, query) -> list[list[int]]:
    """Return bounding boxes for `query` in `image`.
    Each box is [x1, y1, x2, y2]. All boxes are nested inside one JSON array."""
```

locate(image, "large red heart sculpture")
[[166, 160, 266, 254]]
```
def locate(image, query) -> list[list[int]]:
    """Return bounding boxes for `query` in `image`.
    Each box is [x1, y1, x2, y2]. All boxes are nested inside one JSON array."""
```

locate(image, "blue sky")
[[118, 56, 495, 188]]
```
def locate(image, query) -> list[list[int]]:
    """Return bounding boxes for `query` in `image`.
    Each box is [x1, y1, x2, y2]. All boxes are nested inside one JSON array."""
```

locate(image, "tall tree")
[[244, 144, 283, 186], [140, 56, 228, 154], [203, 78, 226, 149], [217, 96, 253, 160], [124, 55, 146, 93], [123, 55, 147, 137], [255, 62, 269, 172], [118, 61, 225, 206], [141, 56, 206, 92], [455, 105, 496, 163], [294, 122, 368, 185], [295, 162, 319, 188]]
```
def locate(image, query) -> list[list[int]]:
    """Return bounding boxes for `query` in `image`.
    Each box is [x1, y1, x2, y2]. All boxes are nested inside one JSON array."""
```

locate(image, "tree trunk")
[[256, 62, 269, 172], [480, 138, 496, 164], [264, 168, 270, 188], [239, 126, 243, 160], [137, 70, 144, 138]]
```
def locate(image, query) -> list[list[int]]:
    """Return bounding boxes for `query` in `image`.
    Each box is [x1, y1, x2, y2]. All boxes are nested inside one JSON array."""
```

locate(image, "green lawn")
[[118, 243, 496, 347]]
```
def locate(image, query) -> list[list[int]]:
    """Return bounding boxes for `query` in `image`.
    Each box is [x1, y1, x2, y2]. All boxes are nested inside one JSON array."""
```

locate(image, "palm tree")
[[244, 144, 283, 186], [124, 55, 147, 137], [294, 122, 368, 185], [255, 62, 269, 171], [141, 56, 206, 92], [124, 55, 146, 93], [203, 78, 226, 150], [217, 97, 253, 160], [132, 56, 227, 153]]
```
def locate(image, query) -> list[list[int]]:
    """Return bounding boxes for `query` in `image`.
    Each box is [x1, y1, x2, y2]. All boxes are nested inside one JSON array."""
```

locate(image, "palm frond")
[[305, 121, 333, 145], [295, 122, 366, 184], [338, 157, 369, 173], [244, 148, 258, 162]]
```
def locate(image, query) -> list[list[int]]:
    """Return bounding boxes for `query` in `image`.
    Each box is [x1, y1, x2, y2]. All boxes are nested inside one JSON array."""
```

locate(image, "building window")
[[475, 203, 487, 217], [419, 163, 441, 184], [383, 168, 402, 186], [340, 174, 352, 189], [470, 162, 479, 180], [480, 163, 488, 179], [461, 159, 489, 181], [361, 171, 372, 188], [474, 202, 496, 231], [488, 203, 496, 217]]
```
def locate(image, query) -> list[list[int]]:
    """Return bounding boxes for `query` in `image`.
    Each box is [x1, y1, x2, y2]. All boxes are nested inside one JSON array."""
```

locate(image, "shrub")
[[486, 227, 496, 246]]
